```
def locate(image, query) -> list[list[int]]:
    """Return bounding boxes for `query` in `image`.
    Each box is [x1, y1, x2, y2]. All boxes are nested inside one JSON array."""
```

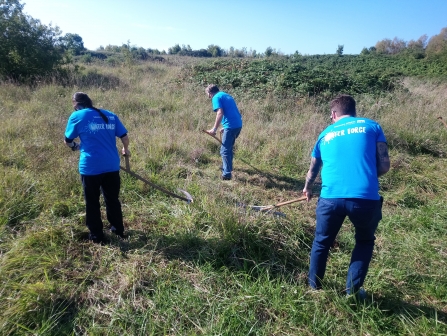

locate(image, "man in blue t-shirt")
[[205, 84, 243, 180], [64, 92, 130, 243], [303, 94, 390, 298]]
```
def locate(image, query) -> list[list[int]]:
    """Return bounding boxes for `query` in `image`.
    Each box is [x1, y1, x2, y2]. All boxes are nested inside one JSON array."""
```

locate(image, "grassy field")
[[0, 57, 446, 335]]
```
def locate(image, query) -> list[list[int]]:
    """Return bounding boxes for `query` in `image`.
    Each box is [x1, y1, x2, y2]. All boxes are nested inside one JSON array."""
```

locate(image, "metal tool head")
[[178, 189, 194, 203], [237, 203, 286, 217]]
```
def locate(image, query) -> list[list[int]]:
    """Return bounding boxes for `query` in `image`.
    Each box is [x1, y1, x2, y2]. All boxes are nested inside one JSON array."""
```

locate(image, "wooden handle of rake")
[[437, 117, 447, 130], [260, 196, 308, 212], [202, 129, 222, 144], [125, 154, 130, 170], [120, 155, 193, 203]]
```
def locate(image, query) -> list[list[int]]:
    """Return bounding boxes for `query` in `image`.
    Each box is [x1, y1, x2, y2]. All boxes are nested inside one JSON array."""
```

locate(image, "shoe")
[[88, 233, 104, 244], [221, 175, 232, 180], [110, 227, 128, 239], [347, 288, 367, 301], [356, 288, 367, 300]]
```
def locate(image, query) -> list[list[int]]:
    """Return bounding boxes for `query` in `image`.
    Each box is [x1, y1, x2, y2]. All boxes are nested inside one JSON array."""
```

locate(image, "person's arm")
[[302, 157, 323, 201], [120, 134, 130, 156], [207, 108, 224, 135], [376, 142, 390, 177], [64, 114, 80, 151], [64, 137, 80, 151]]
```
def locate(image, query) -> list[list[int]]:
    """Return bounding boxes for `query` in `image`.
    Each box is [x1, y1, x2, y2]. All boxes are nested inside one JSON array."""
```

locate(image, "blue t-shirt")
[[64, 108, 128, 175], [311, 116, 387, 200], [211, 91, 243, 129]]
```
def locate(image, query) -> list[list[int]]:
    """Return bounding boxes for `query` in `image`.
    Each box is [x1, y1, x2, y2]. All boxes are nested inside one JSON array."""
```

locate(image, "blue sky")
[[22, 0, 447, 55]]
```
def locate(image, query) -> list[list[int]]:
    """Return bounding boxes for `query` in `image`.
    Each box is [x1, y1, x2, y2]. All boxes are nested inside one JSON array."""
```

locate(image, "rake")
[[202, 129, 313, 214], [120, 155, 193, 203], [240, 195, 309, 214], [202, 129, 277, 181]]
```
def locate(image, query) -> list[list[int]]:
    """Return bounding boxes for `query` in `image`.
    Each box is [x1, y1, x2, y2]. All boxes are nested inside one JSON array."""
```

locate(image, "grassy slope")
[[0, 59, 446, 335]]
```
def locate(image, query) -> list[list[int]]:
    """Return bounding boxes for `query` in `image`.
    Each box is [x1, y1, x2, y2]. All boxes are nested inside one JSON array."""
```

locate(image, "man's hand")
[[72, 142, 80, 151], [66, 141, 80, 151], [303, 157, 322, 202], [122, 147, 130, 156], [206, 128, 217, 135], [302, 188, 313, 202], [120, 135, 130, 156], [376, 142, 390, 177]]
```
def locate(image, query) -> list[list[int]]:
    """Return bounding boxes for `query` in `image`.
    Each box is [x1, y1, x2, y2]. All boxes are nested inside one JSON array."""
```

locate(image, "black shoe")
[[110, 228, 128, 239], [88, 233, 104, 244], [221, 175, 232, 180]]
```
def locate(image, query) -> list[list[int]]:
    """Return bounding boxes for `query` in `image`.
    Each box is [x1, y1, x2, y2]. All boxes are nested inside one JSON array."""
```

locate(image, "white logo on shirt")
[[323, 127, 366, 144], [86, 121, 115, 133]]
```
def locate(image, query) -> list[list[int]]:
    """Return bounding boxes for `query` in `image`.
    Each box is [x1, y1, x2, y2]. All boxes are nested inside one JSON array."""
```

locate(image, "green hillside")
[[0, 57, 446, 335]]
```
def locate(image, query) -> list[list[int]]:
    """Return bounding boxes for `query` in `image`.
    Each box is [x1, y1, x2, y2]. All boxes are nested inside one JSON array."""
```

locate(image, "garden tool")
[[120, 155, 193, 203]]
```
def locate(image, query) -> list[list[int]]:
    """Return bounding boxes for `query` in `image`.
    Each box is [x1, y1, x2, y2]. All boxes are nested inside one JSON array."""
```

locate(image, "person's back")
[[67, 107, 125, 175], [314, 116, 386, 200], [211, 91, 242, 129], [64, 92, 130, 243], [205, 84, 243, 180], [303, 94, 390, 297]]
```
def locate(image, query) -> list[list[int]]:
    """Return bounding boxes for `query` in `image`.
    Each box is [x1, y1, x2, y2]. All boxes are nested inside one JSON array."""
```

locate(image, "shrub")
[[0, 0, 65, 81]]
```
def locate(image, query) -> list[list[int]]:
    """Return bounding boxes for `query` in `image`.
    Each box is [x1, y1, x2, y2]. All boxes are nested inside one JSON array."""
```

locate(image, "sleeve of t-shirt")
[[374, 123, 387, 143], [212, 95, 222, 112], [311, 138, 322, 158], [114, 115, 128, 138], [64, 113, 79, 140]]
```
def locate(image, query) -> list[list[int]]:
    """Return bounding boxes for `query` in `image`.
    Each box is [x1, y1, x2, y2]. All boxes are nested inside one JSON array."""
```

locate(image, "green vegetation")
[[3, 0, 447, 86], [0, 57, 447, 334], [1, 0, 447, 333], [0, 0, 85, 81], [178, 34, 447, 99], [182, 53, 447, 99], [0, 0, 65, 80]]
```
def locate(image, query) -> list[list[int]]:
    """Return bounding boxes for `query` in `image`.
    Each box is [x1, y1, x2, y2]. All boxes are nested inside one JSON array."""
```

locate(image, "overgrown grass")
[[0, 60, 446, 335]]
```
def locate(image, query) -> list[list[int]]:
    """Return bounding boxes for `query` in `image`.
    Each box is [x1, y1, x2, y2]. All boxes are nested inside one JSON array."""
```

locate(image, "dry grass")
[[0, 61, 446, 335]]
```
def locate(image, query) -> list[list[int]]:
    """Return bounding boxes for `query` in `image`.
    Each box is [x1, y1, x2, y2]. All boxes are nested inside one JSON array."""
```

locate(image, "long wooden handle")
[[125, 154, 130, 170], [273, 196, 308, 207], [120, 166, 192, 203], [202, 129, 222, 144], [120, 155, 192, 203], [260, 196, 308, 211], [438, 117, 447, 129]]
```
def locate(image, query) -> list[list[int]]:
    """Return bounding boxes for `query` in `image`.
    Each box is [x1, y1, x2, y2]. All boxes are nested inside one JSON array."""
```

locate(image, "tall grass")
[[0, 59, 446, 335]]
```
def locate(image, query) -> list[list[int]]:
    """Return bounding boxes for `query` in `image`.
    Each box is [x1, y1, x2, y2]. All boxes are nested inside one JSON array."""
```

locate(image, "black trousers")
[[81, 171, 124, 239]]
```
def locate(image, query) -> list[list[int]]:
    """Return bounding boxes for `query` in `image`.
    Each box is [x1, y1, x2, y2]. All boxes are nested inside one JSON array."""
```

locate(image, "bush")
[[183, 53, 447, 99], [0, 0, 65, 81]]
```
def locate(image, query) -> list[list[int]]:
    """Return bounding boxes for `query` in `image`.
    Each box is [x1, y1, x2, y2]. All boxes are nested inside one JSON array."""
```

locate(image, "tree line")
[[0, 0, 86, 80], [1, 0, 447, 82], [362, 30, 447, 59]]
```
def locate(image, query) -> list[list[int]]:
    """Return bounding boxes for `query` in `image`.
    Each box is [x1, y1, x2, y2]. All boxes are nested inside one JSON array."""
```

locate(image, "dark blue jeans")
[[220, 127, 242, 178], [308, 197, 382, 294], [81, 171, 124, 239]]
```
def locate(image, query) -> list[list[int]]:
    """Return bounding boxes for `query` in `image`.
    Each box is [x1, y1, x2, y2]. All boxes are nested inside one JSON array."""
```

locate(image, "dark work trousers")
[[309, 197, 382, 294], [81, 171, 124, 239]]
